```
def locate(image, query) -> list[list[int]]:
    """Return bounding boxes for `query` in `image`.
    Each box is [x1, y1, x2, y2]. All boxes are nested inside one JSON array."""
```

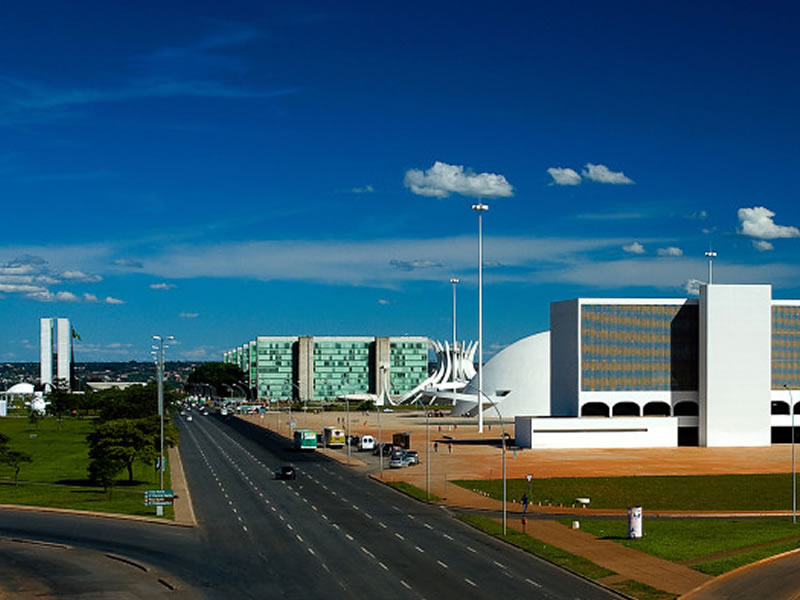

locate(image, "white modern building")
[[450, 284, 799, 448], [40, 317, 73, 392]]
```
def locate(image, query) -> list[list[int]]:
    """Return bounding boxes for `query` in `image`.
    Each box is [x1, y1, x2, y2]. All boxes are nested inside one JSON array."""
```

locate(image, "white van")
[[358, 435, 375, 452]]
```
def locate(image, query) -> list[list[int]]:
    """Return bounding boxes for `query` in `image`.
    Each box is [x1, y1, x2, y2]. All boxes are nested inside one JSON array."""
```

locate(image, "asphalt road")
[[0, 414, 624, 599]]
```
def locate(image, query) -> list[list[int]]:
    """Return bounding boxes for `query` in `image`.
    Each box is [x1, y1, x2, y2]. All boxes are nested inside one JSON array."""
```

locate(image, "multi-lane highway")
[[1, 414, 624, 598]]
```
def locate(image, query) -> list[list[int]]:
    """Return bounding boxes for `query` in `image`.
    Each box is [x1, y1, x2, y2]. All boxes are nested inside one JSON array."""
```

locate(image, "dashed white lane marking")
[[308, 548, 315, 556], [424, 523, 433, 529], [407, 514, 415, 520], [415, 546, 424, 553], [322, 563, 330, 572], [364, 513, 373, 519], [443, 533, 453, 540], [352, 504, 359, 510], [467, 546, 477, 553], [400, 581, 411, 590], [243, 526, 248, 532], [287, 524, 294, 530], [379, 561, 388, 570], [361, 547, 375, 558], [392, 505, 401, 511], [296, 534, 303, 542], [237, 516, 242, 522], [493, 560, 506, 569], [465, 578, 477, 587], [379, 522, 387, 528], [345, 534, 354, 541], [437, 560, 448, 569], [525, 578, 541, 587], [395, 533, 404, 540]]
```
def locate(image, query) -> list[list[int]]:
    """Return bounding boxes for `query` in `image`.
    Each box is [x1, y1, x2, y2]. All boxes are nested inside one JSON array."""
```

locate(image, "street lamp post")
[[472, 203, 488, 434], [449, 278, 459, 352], [152, 335, 173, 516], [705, 250, 717, 284], [479, 390, 506, 534], [786, 384, 796, 524]]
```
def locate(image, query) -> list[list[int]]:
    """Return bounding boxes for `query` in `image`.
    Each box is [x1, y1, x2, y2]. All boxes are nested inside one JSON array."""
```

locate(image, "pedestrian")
[[438, 424, 442, 432], [434, 441, 438, 453], [448, 442, 452, 453], [521, 493, 529, 514]]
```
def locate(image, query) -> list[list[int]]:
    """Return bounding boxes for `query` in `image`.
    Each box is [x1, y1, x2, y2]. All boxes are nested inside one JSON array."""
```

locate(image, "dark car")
[[274, 465, 296, 480], [372, 442, 395, 456]]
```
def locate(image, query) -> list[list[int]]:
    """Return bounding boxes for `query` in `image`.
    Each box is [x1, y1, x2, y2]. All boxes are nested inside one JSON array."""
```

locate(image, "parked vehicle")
[[405, 450, 419, 465], [348, 435, 360, 447], [275, 465, 296, 480], [372, 442, 395, 456], [389, 450, 408, 468], [358, 435, 375, 452], [323, 426, 346, 448], [293, 429, 317, 451]]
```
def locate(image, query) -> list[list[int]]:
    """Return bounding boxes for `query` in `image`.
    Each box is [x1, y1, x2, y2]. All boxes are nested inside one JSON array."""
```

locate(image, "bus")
[[323, 426, 346, 448], [294, 429, 317, 451]]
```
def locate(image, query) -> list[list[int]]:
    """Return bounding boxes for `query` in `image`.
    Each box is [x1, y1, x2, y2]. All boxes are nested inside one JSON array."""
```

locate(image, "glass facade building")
[[581, 304, 698, 392], [772, 305, 800, 389]]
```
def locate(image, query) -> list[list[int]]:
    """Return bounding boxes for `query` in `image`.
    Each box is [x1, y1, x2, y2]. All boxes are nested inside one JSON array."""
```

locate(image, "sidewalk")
[[169, 446, 196, 526]]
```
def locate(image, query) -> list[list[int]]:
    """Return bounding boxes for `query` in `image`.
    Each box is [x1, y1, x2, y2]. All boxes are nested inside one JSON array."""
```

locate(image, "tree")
[[86, 415, 178, 484], [1, 450, 33, 485], [186, 362, 247, 397], [87, 454, 124, 495], [28, 408, 41, 430], [47, 378, 78, 429]]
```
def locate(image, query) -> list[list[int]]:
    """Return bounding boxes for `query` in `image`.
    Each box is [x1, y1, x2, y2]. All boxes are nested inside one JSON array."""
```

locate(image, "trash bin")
[[627, 506, 643, 539]]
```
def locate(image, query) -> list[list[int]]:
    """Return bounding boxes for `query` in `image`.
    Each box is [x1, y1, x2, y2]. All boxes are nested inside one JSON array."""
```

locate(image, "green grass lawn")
[[387, 481, 441, 503], [0, 416, 173, 518], [456, 473, 797, 510], [567, 517, 800, 573]]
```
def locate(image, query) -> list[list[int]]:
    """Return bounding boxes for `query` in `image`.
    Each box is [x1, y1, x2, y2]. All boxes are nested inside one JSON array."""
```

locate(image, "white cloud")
[[623, 242, 645, 254], [0, 283, 47, 293], [546, 167, 581, 186], [179, 312, 199, 318], [753, 240, 774, 252], [684, 279, 703, 295], [738, 206, 800, 240], [351, 185, 374, 193], [150, 282, 176, 290], [26, 290, 80, 302], [657, 246, 683, 257], [83, 292, 99, 302], [113, 258, 144, 268], [378, 299, 390, 305], [105, 296, 125, 304], [581, 163, 634, 184], [404, 161, 513, 198], [390, 259, 442, 271], [62, 270, 102, 282]]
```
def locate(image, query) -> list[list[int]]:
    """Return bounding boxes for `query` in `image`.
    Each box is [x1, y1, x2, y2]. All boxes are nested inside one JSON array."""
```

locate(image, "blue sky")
[[2, 1, 800, 362]]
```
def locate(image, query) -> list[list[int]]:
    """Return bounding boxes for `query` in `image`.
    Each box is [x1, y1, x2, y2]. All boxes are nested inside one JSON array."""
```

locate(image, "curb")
[[0, 503, 195, 527]]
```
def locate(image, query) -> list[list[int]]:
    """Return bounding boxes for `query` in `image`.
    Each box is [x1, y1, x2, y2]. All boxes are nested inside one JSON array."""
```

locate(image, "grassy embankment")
[[0, 416, 173, 518], [457, 475, 800, 578]]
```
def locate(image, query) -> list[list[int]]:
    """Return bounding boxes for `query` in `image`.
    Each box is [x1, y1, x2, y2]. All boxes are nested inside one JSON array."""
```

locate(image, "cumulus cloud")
[[657, 247, 684, 257], [83, 292, 99, 302], [105, 296, 125, 304], [546, 167, 581, 186], [404, 161, 513, 198], [179, 312, 199, 318], [150, 282, 176, 290], [62, 270, 102, 282], [581, 163, 634, 184], [27, 290, 80, 302], [113, 258, 144, 268], [351, 185, 374, 193], [623, 242, 645, 254], [753, 240, 774, 252], [738, 206, 800, 240], [378, 299, 390, 305], [390, 259, 442, 271], [684, 279, 703, 295]]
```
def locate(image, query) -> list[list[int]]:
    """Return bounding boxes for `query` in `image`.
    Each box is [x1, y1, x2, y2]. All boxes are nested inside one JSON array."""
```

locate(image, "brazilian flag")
[[72, 328, 81, 341]]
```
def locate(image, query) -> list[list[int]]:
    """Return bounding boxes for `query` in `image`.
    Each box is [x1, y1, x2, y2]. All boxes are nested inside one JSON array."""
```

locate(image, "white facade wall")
[[40, 318, 53, 390], [515, 416, 679, 449], [699, 285, 772, 446], [56, 318, 71, 388]]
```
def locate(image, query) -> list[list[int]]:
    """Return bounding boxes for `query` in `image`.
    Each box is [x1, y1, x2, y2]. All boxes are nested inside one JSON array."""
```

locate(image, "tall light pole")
[[705, 250, 717, 284], [450, 278, 459, 352], [786, 384, 796, 524], [472, 203, 488, 433], [152, 335, 173, 512], [480, 390, 506, 534]]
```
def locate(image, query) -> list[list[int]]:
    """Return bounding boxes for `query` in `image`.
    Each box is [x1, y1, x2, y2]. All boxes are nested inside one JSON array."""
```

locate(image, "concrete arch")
[[581, 402, 609, 417], [771, 401, 790, 415], [673, 401, 699, 416], [612, 402, 640, 417], [643, 401, 671, 417]]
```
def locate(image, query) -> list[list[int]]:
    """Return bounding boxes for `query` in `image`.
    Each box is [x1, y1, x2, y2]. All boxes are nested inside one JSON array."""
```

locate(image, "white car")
[[358, 435, 375, 452]]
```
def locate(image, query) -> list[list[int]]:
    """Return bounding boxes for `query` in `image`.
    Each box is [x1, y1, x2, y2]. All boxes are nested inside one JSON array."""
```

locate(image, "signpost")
[[145, 489, 175, 514]]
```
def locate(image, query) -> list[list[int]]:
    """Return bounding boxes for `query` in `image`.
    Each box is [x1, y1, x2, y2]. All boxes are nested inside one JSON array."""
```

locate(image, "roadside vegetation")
[[387, 481, 441, 503], [0, 383, 179, 518], [456, 473, 798, 510], [569, 517, 800, 575], [457, 513, 674, 600]]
